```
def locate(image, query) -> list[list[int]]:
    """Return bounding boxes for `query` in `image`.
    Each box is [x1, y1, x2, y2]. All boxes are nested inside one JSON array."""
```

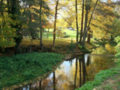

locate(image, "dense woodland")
[[0, 0, 120, 89], [0, 0, 120, 53]]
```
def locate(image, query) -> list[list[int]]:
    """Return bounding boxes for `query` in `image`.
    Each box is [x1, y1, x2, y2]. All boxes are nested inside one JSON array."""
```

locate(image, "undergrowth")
[[0, 52, 64, 89]]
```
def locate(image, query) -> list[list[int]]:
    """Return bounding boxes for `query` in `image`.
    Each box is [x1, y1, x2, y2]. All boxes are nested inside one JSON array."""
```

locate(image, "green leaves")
[[0, 16, 16, 48]]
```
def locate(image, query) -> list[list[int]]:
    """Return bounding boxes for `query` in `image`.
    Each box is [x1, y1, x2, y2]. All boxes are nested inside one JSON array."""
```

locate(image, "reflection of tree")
[[79, 57, 82, 87], [53, 72, 56, 90], [69, 60, 73, 66], [78, 54, 88, 87], [74, 58, 78, 88], [86, 55, 114, 81], [87, 55, 90, 66], [39, 80, 42, 90], [92, 45, 115, 55]]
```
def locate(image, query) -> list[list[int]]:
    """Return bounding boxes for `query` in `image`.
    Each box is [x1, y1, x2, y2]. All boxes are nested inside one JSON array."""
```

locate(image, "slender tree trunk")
[[0, 0, 3, 16], [87, 27, 90, 43], [7, 0, 10, 13], [87, 0, 98, 43], [1, 0, 4, 28], [80, 0, 84, 44], [29, 5, 35, 40], [75, 0, 79, 44], [40, 0, 43, 49], [82, 0, 89, 46], [82, 12, 88, 46], [111, 35, 114, 40], [53, 0, 59, 49], [0, 0, 3, 11], [47, 28, 49, 39]]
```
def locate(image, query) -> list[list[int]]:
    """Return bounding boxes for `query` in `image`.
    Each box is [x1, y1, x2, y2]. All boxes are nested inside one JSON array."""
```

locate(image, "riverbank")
[[0, 39, 82, 56], [75, 58, 120, 90], [0, 38, 84, 89], [0, 52, 64, 90], [76, 40, 119, 90]]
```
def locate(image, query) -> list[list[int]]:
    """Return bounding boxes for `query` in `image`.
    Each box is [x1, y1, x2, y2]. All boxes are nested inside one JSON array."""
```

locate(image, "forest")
[[0, 0, 120, 90]]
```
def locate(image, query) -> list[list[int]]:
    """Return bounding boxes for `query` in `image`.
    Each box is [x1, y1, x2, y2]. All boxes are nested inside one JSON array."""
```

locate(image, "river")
[[14, 52, 115, 90]]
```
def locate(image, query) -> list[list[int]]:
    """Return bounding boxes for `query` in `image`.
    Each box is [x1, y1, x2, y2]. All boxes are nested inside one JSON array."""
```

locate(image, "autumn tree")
[[91, 0, 120, 41], [53, 0, 59, 49]]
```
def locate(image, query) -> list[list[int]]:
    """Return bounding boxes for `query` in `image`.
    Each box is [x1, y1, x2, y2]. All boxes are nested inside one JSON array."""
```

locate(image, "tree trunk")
[[80, 0, 84, 44], [75, 0, 79, 44], [87, 0, 99, 43], [40, 0, 43, 49], [111, 35, 114, 40], [1, 0, 5, 28], [11, 0, 22, 54], [0, 0, 3, 16], [47, 28, 49, 39], [53, 0, 59, 49], [0, 0, 3, 15], [87, 27, 91, 43], [29, 5, 35, 40], [82, 5, 89, 46]]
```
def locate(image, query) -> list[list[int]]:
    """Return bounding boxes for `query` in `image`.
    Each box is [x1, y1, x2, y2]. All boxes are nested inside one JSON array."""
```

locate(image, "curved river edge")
[[75, 58, 120, 90], [2, 53, 82, 90]]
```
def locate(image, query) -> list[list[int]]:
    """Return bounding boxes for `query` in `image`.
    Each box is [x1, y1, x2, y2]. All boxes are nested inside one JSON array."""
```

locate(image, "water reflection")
[[12, 54, 114, 90], [91, 43, 116, 55]]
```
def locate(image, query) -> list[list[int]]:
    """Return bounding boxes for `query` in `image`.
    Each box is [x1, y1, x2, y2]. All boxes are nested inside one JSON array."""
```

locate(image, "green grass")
[[42, 28, 76, 39], [0, 52, 64, 89], [75, 66, 119, 90]]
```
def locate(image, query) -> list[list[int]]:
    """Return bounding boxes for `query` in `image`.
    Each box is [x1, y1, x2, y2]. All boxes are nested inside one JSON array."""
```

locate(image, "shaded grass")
[[20, 38, 78, 54], [21, 38, 75, 46], [0, 52, 64, 90]]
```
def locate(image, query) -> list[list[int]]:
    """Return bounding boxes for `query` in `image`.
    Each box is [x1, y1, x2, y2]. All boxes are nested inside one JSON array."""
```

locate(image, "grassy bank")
[[0, 52, 64, 90], [75, 61, 119, 90], [75, 39, 119, 90]]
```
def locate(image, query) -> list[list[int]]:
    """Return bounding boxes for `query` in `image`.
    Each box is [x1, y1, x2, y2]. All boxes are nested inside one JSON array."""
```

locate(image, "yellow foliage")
[[105, 43, 116, 53]]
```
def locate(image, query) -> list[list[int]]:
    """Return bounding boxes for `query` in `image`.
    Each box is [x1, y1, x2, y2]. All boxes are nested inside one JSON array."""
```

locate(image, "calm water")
[[13, 53, 115, 90]]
